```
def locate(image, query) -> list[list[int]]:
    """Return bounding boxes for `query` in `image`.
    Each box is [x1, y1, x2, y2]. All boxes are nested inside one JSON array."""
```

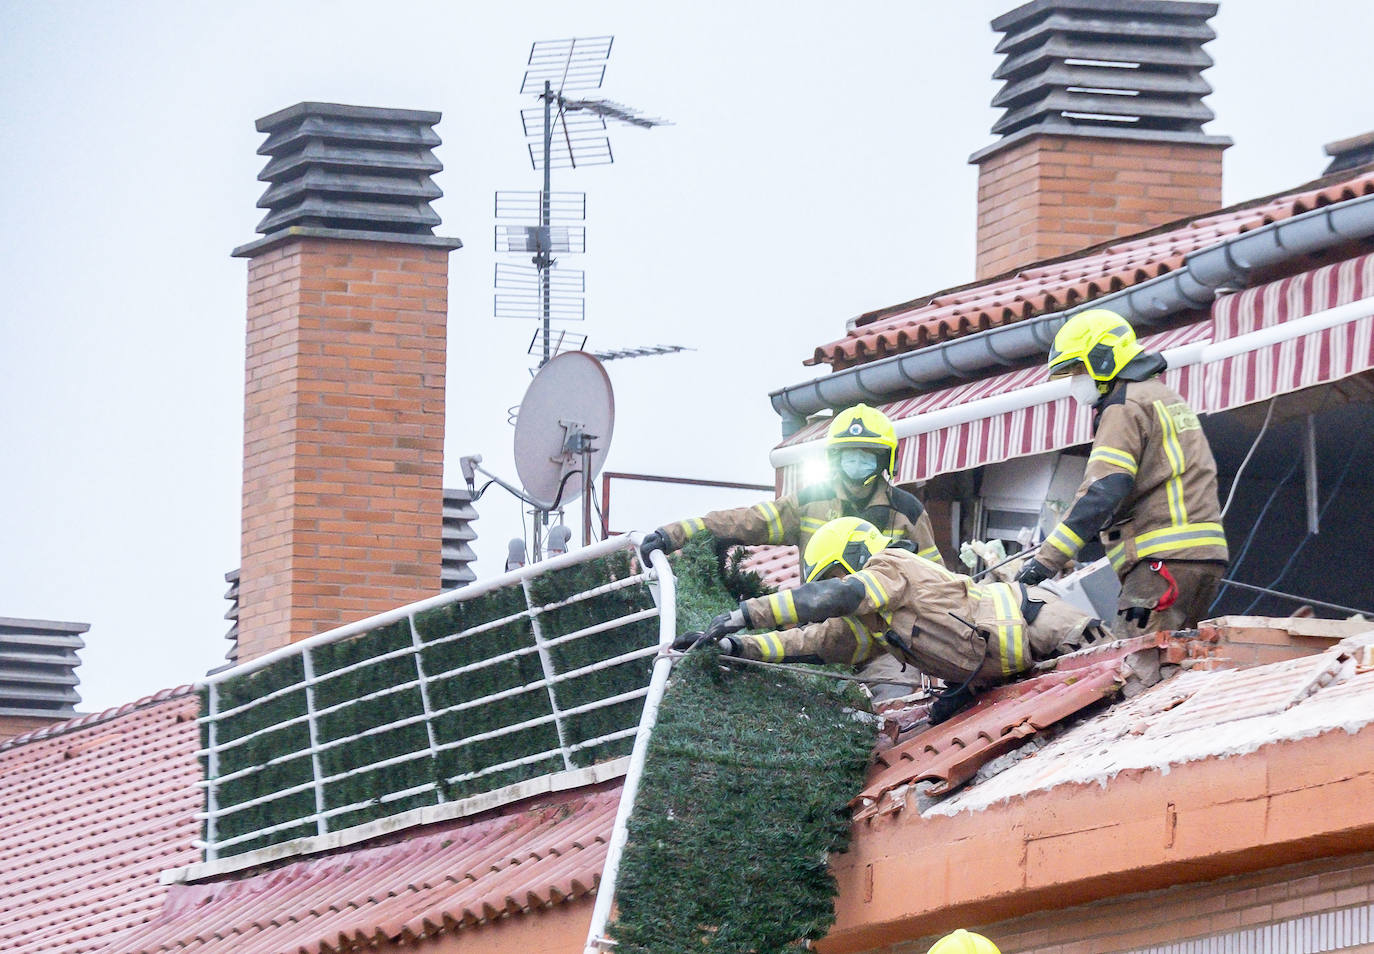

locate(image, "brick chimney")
[[971, 0, 1231, 279], [231, 102, 462, 663]]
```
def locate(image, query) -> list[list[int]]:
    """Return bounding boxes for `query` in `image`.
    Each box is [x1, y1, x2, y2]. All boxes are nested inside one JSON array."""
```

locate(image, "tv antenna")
[[460, 352, 615, 561], [494, 35, 669, 369]]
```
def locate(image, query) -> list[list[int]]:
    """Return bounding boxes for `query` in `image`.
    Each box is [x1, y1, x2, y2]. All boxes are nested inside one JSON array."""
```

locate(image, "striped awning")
[[774, 253, 1374, 487]]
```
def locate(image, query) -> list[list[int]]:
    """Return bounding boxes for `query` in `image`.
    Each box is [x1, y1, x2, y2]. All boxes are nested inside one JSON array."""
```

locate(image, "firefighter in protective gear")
[[927, 930, 1002, 954], [1016, 309, 1228, 636], [640, 404, 943, 700], [640, 404, 940, 566], [679, 517, 1108, 706]]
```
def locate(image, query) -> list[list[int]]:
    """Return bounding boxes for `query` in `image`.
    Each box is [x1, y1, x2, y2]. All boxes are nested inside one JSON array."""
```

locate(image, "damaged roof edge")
[[769, 192, 1374, 435]]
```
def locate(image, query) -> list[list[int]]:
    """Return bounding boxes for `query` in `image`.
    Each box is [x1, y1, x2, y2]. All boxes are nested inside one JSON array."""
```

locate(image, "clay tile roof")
[[811, 167, 1374, 369], [738, 544, 801, 591], [857, 630, 1374, 824], [101, 787, 620, 954], [0, 688, 203, 954]]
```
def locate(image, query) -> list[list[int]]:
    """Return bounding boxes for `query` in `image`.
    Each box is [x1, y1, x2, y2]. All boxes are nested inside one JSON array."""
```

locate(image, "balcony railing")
[[196, 536, 669, 862]]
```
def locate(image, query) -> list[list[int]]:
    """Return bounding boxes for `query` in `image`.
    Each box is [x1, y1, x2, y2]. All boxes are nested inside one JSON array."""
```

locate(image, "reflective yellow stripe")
[[1154, 401, 1188, 528], [800, 516, 826, 532], [917, 545, 941, 563], [753, 501, 785, 544], [683, 518, 705, 538], [851, 569, 888, 609], [989, 583, 1025, 676], [1136, 522, 1226, 557], [1047, 523, 1084, 558], [766, 591, 798, 626], [842, 616, 873, 665], [888, 528, 908, 539], [760, 632, 785, 662], [1089, 446, 1138, 476], [1108, 540, 1128, 571]]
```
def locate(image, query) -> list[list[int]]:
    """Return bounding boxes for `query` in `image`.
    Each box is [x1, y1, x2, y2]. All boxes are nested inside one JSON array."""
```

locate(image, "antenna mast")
[[496, 35, 668, 558]]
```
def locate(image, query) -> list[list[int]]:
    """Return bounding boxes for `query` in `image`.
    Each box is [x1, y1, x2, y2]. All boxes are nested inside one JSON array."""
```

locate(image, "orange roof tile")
[[0, 688, 203, 954], [102, 788, 619, 954], [854, 628, 1374, 827], [811, 168, 1374, 369], [738, 544, 801, 591]]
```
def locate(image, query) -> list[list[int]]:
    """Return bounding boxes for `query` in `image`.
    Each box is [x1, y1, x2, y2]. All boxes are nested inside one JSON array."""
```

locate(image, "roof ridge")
[[841, 165, 1374, 335], [0, 685, 197, 753]]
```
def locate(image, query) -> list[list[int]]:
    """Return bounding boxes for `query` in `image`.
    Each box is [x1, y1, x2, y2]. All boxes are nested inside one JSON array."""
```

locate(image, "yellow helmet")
[[1048, 308, 1142, 382], [927, 929, 1002, 954], [826, 403, 898, 478], [802, 517, 890, 583]]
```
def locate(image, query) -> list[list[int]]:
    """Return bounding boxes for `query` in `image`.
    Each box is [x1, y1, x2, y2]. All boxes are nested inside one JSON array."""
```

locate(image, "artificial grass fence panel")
[[610, 650, 875, 954], [200, 545, 665, 856]]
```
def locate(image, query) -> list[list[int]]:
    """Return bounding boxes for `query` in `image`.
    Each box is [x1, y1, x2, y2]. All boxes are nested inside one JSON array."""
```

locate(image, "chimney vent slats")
[[985, 0, 1222, 144], [0, 618, 86, 720], [251, 102, 449, 240]]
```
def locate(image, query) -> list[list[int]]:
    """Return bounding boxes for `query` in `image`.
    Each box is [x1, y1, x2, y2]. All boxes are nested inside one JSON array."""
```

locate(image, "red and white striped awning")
[[773, 253, 1374, 487]]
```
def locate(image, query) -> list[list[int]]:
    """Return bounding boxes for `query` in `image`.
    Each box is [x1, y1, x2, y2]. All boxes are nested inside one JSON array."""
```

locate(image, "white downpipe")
[[769, 294, 1374, 470], [584, 543, 678, 954]]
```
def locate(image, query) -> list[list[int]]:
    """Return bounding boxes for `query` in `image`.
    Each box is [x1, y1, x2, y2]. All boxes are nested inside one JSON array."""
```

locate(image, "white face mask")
[[1068, 375, 1103, 407], [837, 449, 879, 481]]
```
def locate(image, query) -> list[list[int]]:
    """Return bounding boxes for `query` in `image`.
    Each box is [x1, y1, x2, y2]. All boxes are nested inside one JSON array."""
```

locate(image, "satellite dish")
[[513, 351, 615, 507]]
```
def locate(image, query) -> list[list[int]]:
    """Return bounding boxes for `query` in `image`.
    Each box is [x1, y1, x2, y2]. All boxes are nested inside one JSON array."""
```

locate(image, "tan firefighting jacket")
[[1035, 376, 1228, 577], [733, 548, 1101, 688], [661, 479, 943, 566]]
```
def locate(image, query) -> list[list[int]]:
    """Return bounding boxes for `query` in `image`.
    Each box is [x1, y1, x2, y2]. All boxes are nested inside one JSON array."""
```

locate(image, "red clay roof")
[[811, 167, 1374, 369], [104, 787, 618, 954], [0, 688, 203, 954], [738, 544, 801, 592], [856, 627, 1374, 826]]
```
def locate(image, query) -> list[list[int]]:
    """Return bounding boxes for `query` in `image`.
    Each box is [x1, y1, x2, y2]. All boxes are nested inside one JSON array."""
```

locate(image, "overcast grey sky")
[[1, 0, 1367, 713]]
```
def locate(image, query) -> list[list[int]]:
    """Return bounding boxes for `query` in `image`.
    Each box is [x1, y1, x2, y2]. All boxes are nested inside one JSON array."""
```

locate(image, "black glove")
[[1015, 558, 1053, 586], [639, 528, 673, 566], [672, 609, 746, 653], [671, 631, 742, 654]]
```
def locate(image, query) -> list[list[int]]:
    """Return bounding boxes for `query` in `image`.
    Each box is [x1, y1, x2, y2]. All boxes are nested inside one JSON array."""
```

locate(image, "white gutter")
[[583, 542, 678, 954], [770, 294, 1374, 470]]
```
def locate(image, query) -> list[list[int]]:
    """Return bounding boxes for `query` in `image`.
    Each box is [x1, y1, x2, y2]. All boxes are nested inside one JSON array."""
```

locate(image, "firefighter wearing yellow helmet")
[[640, 404, 938, 566], [927, 929, 1002, 954], [1017, 308, 1228, 635], [639, 404, 941, 701], [675, 517, 1109, 722]]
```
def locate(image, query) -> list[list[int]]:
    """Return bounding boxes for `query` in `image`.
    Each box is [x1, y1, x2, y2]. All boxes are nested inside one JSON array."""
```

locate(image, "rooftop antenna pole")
[[540, 78, 554, 369], [498, 36, 670, 558]]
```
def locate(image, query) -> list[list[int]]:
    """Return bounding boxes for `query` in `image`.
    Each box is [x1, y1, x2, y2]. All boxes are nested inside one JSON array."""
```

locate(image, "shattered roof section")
[[856, 629, 1374, 824], [100, 788, 619, 954], [811, 167, 1374, 369]]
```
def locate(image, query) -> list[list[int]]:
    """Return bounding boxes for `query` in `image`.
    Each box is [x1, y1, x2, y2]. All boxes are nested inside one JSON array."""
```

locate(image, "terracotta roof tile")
[[811, 168, 1374, 368], [101, 787, 620, 954], [872, 629, 1374, 823], [0, 689, 203, 954], [738, 544, 801, 591]]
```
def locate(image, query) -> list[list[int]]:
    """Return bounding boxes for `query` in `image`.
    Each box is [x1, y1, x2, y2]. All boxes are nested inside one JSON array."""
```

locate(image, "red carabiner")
[[1150, 560, 1179, 611]]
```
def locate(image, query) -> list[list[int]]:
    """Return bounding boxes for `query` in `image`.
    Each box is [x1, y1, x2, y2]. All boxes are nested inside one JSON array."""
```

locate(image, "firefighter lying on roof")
[[675, 517, 1110, 723], [641, 403, 942, 701]]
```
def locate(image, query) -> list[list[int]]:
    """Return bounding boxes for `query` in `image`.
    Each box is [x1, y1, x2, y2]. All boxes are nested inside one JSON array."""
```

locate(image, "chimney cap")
[[992, 0, 1218, 32], [1323, 130, 1374, 175], [976, 0, 1228, 158], [239, 101, 460, 252]]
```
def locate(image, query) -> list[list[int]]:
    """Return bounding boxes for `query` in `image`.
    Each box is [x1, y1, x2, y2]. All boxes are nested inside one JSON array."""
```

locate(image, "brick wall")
[[975, 135, 1224, 280], [885, 852, 1374, 954], [238, 236, 449, 661]]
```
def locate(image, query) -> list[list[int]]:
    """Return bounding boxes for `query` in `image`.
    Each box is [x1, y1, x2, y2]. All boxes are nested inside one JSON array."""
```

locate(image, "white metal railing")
[[196, 535, 670, 863]]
